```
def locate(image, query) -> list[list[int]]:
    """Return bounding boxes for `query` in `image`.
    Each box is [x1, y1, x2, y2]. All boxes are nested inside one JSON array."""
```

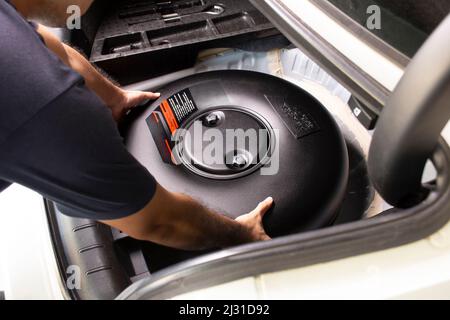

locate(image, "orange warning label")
[[147, 88, 198, 165], [160, 100, 179, 134]]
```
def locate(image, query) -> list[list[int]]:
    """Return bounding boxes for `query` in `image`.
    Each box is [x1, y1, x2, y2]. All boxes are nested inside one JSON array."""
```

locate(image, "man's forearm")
[[36, 24, 124, 108], [152, 193, 255, 251], [62, 43, 124, 107], [102, 185, 272, 251]]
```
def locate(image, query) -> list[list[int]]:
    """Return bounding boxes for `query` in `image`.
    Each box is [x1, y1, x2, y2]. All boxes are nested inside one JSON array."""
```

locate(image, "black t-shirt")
[[0, 1, 157, 219]]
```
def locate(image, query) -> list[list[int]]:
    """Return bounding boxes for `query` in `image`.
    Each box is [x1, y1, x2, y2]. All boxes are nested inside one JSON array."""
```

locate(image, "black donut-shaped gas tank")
[[125, 70, 348, 237]]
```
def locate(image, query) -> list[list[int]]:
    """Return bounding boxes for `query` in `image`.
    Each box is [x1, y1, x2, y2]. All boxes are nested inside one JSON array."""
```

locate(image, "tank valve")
[[231, 154, 248, 169], [203, 112, 221, 127]]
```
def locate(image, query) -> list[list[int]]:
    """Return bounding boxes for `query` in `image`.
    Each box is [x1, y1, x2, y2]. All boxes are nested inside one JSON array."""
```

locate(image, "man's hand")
[[236, 197, 273, 242], [111, 90, 161, 122]]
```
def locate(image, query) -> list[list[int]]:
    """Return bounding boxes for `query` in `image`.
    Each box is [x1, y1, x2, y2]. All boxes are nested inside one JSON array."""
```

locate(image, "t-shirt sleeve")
[[0, 0, 82, 145], [0, 81, 157, 220]]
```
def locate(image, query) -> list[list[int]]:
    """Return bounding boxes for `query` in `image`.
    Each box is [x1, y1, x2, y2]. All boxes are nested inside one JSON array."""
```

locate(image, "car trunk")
[[45, 0, 450, 300]]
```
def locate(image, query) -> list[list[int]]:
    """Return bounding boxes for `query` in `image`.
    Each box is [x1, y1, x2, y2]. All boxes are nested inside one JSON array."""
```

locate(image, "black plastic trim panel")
[[45, 203, 130, 300], [86, 0, 282, 85]]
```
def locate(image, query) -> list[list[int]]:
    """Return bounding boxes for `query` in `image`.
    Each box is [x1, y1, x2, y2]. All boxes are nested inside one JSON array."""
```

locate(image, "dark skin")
[[104, 184, 273, 251], [12, 0, 274, 250]]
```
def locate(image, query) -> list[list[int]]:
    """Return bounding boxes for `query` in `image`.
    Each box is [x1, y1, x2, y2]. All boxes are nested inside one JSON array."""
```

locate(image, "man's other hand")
[[111, 90, 161, 121], [236, 197, 273, 242]]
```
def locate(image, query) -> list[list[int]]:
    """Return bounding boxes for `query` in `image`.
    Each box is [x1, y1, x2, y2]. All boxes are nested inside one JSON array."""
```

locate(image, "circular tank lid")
[[175, 107, 275, 180]]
